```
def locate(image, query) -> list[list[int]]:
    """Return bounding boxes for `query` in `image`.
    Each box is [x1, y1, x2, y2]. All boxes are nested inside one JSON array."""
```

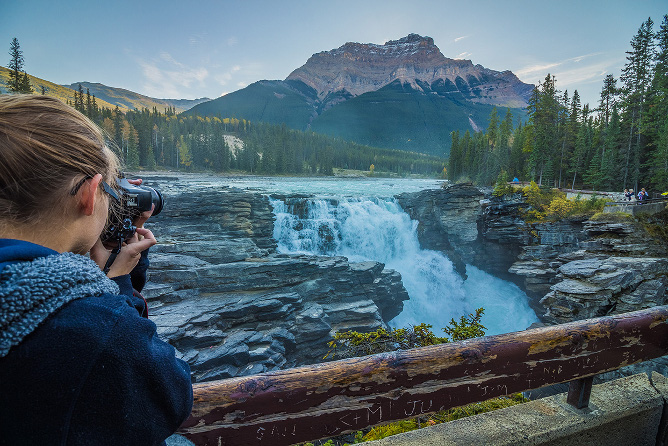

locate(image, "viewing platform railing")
[[178, 306, 668, 446], [603, 197, 668, 215]]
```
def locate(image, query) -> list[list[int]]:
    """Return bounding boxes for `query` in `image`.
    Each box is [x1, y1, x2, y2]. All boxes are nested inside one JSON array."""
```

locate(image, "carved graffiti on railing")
[[178, 306, 668, 446]]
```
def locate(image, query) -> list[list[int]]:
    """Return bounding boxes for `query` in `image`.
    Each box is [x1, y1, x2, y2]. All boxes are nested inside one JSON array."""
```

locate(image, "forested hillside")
[[448, 16, 668, 192], [67, 93, 445, 176]]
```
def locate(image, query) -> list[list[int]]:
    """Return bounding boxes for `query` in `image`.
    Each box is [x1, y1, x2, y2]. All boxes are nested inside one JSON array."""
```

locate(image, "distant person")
[[624, 189, 631, 201], [512, 177, 519, 183], [0, 95, 193, 445], [629, 189, 635, 201], [638, 188, 647, 204]]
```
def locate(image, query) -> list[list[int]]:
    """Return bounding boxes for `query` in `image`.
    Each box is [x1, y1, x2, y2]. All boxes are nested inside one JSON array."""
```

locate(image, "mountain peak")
[[385, 33, 433, 46], [286, 34, 532, 109]]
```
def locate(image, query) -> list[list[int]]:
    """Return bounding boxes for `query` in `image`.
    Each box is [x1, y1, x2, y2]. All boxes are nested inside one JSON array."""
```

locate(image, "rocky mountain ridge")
[[185, 34, 531, 156], [287, 34, 533, 110]]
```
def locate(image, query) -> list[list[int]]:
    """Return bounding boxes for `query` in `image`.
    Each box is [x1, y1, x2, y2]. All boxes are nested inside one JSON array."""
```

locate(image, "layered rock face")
[[396, 185, 668, 323], [287, 34, 533, 109], [534, 218, 668, 324], [142, 177, 408, 382], [396, 183, 484, 278]]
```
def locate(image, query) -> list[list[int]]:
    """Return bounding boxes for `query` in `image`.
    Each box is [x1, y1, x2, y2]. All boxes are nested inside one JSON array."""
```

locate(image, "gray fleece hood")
[[0, 252, 119, 357]]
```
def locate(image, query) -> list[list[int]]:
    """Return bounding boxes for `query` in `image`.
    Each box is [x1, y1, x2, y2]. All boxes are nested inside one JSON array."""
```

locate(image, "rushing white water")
[[271, 197, 538, 336]]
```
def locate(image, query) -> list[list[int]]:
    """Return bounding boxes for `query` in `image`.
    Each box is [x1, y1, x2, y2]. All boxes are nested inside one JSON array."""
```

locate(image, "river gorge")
[[138, 174, 668, 383]]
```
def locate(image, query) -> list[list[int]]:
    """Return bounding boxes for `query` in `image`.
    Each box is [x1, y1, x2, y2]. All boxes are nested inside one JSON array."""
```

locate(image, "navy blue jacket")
[[0, 239, 193, 445]]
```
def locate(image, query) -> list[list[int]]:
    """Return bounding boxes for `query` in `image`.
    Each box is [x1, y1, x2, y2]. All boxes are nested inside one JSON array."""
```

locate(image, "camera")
[[102, 177, 164, 243]]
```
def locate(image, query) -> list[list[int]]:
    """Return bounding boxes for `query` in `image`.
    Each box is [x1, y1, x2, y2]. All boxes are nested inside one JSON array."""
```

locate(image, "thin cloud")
[[454, 35, 469, 42], [515, 62, 562, 78], [454, 52, 472, 60], [552, 56, 626, 88], [514, 53, 626, 102], [215, 65, 243, 86], [516, 53, 607, 78], [138, 53, 209, 98]]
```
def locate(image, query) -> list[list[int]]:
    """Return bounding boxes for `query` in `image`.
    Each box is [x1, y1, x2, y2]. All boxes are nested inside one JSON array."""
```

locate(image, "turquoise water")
[[270, 193, 538, 336]]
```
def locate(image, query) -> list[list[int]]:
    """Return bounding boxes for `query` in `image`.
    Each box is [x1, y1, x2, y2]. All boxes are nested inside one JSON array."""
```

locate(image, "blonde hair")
[[0, 94, 120, 225]]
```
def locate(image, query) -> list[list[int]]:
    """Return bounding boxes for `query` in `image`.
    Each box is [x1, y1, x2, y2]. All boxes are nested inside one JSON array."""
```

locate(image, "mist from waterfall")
[[271, 197, 538, 336]]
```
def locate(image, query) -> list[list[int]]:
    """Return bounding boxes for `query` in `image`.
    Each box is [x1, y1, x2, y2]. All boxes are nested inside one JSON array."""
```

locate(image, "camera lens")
[[150, 187, 164, 216]]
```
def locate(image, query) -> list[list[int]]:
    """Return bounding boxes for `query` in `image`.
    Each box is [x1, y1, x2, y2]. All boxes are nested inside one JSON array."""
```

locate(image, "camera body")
[[102, 178, 164, 243]]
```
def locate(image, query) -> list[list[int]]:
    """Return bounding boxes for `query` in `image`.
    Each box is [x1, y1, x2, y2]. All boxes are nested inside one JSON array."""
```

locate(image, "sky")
[[1, 0, 666, 108]]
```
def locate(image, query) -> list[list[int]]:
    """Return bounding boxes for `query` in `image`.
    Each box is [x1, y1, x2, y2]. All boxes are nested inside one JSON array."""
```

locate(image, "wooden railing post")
[[567, 376, 594, 409]]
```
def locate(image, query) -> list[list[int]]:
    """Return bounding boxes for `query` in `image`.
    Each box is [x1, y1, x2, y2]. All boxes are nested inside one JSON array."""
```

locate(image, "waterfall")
[[271, 197, 538, 336]]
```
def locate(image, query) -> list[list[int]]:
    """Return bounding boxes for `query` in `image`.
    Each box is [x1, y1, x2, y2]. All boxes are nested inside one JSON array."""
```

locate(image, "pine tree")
[[447, 131, 462, 181], [86, 88, 93, 118], [648, 15, 668, 190], [7, 38, 27, 93], [528, 74, 559, 185], [620, 17, 655, 190], [19, 72, 32, 93], [599, 75, 618, 127]]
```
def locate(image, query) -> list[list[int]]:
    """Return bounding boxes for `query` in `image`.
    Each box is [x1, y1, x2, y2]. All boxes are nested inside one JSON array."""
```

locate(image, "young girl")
[[0, 95, 193, 445]]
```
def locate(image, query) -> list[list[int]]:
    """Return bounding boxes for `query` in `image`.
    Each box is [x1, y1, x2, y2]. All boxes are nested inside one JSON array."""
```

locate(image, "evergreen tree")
[[647, 15, 668, 190], [447, 131, 462, 181], [86, 88, 93, 118], [600, 106, 623, 189], [620, 17, 655, 190], [7, 38, 30, 93], [528, 74, 559, 185], [509, 121, 526, 179], [19, 72, 32, 93], [599, 74, 618, 127]]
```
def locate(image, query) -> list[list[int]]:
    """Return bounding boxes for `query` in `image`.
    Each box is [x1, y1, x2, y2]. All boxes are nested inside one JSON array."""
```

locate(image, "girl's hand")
[[126, 178, 154, 229], [90, 227, 157, 277]]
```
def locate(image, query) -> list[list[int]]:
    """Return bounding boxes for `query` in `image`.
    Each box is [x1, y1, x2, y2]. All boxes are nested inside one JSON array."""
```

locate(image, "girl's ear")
[[79, 174, 103, 216]]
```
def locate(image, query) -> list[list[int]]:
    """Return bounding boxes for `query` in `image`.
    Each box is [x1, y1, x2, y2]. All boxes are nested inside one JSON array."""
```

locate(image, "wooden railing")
[[178, 306, 668, 446]]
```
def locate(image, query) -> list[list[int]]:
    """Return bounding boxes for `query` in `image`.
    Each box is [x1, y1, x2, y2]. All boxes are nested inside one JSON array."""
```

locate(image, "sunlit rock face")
[[287, 34, 533, 110], [141, 176, 408, 382]]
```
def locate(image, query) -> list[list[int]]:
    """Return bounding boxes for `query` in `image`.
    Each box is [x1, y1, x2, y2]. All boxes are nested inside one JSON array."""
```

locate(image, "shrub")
[[326, 309, 485, 359], [492, 171, 515, 197], [520, 181, 610, 222]]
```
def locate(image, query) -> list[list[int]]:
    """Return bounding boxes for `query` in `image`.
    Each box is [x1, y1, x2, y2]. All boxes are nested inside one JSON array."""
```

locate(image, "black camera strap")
[[102, 238, 123, 275]]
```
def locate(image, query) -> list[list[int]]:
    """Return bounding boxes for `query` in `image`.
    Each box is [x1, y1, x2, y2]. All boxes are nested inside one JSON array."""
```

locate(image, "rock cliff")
[[142, 177, 408, 382], [396, 185, 668, 322]]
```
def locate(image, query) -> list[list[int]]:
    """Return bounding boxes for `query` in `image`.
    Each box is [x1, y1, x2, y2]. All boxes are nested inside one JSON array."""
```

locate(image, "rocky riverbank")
[[141, 176, 408, 382]]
